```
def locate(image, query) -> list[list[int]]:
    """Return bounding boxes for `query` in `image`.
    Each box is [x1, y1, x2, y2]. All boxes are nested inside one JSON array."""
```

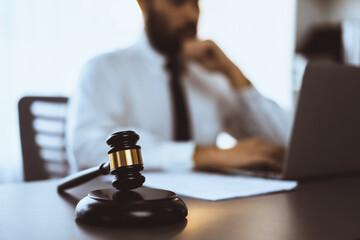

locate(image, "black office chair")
[[18, 96, 70, 181]]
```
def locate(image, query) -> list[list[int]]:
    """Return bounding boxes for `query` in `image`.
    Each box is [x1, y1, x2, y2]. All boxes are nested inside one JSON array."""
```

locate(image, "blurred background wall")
[[296, 0, 360, 48], [293, 0, 360, 102]]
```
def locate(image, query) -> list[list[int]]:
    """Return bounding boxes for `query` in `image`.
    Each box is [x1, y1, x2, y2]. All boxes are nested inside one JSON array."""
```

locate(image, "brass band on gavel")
[[108, 148, 143, 170]]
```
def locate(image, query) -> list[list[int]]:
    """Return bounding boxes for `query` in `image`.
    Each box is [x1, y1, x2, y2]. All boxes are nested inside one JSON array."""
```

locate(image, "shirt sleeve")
[[66, 56, 196, 172], [223, 86, 292, 146]]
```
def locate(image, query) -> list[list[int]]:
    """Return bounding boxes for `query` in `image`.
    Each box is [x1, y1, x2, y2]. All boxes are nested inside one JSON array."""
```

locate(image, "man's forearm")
[[193, 138, 284, 171]]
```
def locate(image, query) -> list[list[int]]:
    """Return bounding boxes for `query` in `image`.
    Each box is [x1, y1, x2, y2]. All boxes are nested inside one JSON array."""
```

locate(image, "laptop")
[[227, 61, 360, 180]]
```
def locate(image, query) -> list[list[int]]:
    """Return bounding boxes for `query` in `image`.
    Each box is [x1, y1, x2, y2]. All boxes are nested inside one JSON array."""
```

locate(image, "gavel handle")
[[57, 162, 110, 192]]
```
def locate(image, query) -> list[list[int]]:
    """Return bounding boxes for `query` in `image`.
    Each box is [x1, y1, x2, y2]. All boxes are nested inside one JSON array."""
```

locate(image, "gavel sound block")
[[57, 131, 188, 227]]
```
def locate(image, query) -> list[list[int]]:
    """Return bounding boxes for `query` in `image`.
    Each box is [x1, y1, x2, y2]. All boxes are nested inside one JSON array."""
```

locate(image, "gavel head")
[[106, 131, 145, 191]]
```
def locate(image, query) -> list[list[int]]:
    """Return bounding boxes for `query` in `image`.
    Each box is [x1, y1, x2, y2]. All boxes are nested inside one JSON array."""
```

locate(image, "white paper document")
[[142, 170, 297, 201]]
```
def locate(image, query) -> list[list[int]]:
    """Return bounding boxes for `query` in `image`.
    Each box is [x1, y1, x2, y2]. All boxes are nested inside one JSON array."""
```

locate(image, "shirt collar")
[[135, 31, 166, 68]]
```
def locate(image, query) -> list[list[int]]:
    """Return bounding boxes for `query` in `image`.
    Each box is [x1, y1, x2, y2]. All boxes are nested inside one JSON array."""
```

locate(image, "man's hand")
[[182, 39, 251, 90], [193, 138, 285, 171]]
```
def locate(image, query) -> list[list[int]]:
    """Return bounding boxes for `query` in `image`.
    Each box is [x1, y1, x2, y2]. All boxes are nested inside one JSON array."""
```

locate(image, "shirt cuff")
[[236, 85, 262, 103], [159, 141, 196, 170]]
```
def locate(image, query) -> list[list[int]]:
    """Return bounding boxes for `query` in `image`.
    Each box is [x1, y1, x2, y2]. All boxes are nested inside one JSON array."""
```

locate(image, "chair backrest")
[[18, 96, 69, 181]]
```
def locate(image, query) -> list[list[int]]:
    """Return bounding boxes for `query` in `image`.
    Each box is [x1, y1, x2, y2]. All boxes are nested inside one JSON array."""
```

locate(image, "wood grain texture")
[[1, 176, 360, 240]]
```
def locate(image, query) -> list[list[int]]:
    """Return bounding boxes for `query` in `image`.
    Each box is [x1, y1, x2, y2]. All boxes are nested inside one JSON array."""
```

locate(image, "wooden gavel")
[[57, 130, 145, 192]]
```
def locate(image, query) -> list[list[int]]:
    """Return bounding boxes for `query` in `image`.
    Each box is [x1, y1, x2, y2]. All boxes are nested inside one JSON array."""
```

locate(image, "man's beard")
[[146, 9, 197, 56]]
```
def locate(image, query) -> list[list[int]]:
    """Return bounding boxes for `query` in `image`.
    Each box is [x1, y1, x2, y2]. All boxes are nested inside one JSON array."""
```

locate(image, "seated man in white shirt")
[[66, 0, 290, 172]]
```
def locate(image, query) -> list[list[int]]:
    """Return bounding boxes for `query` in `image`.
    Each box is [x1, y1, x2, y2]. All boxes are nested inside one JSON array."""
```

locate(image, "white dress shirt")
[[66, 33, 290, 171]]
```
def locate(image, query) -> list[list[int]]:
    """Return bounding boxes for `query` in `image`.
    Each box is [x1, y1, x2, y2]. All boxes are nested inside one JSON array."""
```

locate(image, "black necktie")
[[166, 55, 192, 141]]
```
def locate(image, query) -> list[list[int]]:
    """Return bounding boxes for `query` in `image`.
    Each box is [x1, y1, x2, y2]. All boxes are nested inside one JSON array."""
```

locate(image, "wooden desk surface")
[[1, 175, 360, 240]]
